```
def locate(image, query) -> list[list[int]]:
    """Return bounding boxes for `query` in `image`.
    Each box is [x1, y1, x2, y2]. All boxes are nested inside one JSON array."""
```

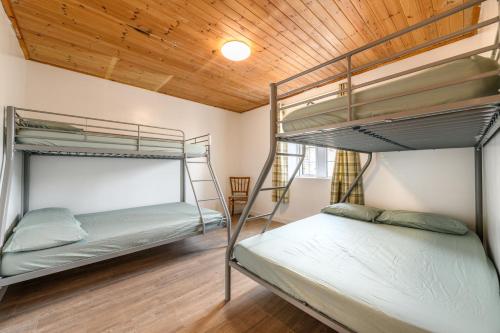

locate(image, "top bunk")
[[274, 0, 500, 153], [4, 107, 209, 159]]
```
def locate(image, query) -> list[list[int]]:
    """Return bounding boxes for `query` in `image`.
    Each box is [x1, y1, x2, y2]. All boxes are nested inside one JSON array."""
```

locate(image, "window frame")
[[288, 145, 335, 179]]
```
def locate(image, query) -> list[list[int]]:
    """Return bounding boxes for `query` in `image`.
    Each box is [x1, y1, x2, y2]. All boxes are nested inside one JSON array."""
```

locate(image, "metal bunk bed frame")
[[225, 0, 500, 331], [0, 106, 231, 297]]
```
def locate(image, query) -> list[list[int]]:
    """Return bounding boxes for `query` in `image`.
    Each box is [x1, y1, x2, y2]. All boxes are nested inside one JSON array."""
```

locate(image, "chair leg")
[[230, 199, 234, 216]]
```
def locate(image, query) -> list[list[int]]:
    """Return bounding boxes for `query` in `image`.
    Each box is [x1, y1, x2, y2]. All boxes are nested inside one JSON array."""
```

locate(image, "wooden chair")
[[228, 177, 250, 215]]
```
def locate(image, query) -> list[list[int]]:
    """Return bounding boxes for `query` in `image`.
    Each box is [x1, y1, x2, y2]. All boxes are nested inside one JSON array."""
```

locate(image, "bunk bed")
[[0, 107, 231, 291], [226, 0, 500, 332]]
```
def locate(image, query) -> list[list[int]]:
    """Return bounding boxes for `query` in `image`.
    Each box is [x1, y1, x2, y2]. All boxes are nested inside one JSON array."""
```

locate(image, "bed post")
[[180, 158, 186, 202], [225, 83, 279, 302], [21, 152, 30, 216], [0, 106, 16, 249], [475, 147, 483, 241]]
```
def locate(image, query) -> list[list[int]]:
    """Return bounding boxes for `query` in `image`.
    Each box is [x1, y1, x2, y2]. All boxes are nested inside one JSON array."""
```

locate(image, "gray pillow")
[[376, 210, 468, 235], [321, 203, 383, 222], [3, 208, 88, 253]]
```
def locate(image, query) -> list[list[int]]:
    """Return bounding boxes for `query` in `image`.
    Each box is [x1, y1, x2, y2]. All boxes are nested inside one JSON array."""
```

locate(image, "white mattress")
[[1, 203, 223, 276], [233, 213, 500, 333], [16, 129, 206, 156], [282, 56, 499, 133]]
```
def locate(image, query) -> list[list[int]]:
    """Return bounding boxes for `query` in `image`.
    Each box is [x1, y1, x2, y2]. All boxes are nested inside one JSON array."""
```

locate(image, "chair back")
[[230, 177, 250, 196]]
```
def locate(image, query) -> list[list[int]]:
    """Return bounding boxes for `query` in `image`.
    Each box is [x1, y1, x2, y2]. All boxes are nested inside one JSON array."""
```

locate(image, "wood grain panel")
[[2, 0, 481, 112]]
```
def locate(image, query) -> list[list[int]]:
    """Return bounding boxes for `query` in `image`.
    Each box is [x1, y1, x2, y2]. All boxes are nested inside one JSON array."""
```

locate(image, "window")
[[298, 146, 336, 179]]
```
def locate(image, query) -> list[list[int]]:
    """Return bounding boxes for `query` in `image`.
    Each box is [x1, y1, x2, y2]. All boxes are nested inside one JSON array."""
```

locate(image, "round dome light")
[[221, 41, 251, 61]]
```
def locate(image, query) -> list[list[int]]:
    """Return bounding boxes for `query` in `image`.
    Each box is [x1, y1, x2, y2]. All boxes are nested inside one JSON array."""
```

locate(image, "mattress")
[[233, 213, 500, 333], [1, 202, 223, 276], [15, 129, 206, 156], [282, 56, 500, 132]]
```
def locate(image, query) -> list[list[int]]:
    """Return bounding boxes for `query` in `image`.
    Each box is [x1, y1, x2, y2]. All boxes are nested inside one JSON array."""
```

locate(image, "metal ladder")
[[245, 145, 306, 233], [223, 142, 305, 301], [185, 154, 231, 239]]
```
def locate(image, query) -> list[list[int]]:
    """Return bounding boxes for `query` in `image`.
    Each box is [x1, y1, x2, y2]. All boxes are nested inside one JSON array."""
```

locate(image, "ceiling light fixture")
[[221, 41, 251, 61]]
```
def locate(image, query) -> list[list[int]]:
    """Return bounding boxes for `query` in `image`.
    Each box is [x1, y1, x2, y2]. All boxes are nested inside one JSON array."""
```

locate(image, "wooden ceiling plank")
[[269, 0, 349, 61], [85, 0, 289, 87], [215, 0, 338, 79], [334, 0, 393, 59], [298, 0, 377, 65], [157, 0, 322, 89], [154, 75, 174, 92], [240, 0, 348, 91], [168, 0, 324, 87], [69, 0, 272, 97], [344, 0, 401, 55], [399, 0, 439, 44], [14, 1, 267, 105], [22, 22, 264, 111], [363, 0, 408, 52], [6, 0, 483, 112], [382, 0, 417, 47], [250, 0, 347, 74], [1, 0, 29, 58], [315, 0, 385, 60], [104, 56, 119, 79], [235, 0, 341, 74]]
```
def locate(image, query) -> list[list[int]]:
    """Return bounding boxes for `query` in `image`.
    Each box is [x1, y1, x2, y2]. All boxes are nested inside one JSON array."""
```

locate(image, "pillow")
[[321, 203, 383, 222], [19, 119, 82, 132], [376, 210, 468, 235], [3, 208, 88, 253]]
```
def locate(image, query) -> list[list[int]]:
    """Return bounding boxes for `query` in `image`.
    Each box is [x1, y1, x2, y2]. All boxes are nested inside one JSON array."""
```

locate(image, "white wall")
[[20, 62, 241, 215], [484, 133, 500, 270], [239, 105, 476, 227], [0, 9, 26, 235], [238, 0, 498, 228], [0, 8, 241, 239]]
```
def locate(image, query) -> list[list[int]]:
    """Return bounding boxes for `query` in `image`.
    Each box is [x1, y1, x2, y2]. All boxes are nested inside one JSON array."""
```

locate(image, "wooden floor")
[[0, 218, 334, 333]]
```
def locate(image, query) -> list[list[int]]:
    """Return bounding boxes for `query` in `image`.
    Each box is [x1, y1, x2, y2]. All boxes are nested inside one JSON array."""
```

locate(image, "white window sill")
[[295, 175, 331, 181]]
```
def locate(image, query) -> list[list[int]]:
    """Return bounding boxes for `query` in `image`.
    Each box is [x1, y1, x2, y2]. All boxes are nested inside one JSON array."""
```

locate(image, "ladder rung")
[[277, 152, 304, 157], [198, 198, 219, 202], [187, 161, 207, 164], [260, 186, 286, 191], [247, 213, 271, 221], [192, 179, 213, 182]]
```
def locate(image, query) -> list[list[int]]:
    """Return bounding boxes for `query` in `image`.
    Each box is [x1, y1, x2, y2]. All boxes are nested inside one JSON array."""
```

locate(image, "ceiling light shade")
[[221, 41, 251, 61]]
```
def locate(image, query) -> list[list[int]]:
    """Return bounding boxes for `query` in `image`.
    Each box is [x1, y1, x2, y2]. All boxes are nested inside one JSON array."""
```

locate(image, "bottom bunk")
[[232, 213, 500, 333], [1, 202, 223, 278]]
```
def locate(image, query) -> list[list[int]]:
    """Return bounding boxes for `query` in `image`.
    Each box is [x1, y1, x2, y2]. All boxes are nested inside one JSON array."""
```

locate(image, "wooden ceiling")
[[2, 0, 480, 112]]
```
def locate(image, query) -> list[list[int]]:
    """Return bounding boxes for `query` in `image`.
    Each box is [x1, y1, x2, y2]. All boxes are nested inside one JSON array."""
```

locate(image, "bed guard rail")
[[13, 107, 186, 153], [275, 0, 499, 128]]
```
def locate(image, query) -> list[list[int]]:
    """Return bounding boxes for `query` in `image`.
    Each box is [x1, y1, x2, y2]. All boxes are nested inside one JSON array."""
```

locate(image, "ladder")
[[224, 142, 305, 302], [185, 153, 231, 240], [243, 145, 306, 233]]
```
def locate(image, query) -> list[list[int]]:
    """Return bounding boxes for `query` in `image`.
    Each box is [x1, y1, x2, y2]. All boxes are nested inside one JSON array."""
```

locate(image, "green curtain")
[[330, 150, 364, 204]]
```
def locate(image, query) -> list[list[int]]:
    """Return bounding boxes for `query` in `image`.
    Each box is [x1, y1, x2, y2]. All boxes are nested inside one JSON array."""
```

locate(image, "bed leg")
[[225, 259, 231, 302], [0, 286, 8, 302]]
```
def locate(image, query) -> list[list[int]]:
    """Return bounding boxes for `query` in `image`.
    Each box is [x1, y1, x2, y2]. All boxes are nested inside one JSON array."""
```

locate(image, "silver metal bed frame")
[[0, 106, 231, 297], [225, 0, 500, 331]]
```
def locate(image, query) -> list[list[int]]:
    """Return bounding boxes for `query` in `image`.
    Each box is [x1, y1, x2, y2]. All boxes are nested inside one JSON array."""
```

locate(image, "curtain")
[[272, 142, 289, 203], [272, 107, 289, 203], [330, 150, 364, 205]]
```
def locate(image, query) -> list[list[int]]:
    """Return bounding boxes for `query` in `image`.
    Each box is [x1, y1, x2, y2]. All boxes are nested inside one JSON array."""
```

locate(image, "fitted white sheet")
[[1, 203, 223, 276], [16, 129, 206, 156], [234, 213, 500, 333]]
